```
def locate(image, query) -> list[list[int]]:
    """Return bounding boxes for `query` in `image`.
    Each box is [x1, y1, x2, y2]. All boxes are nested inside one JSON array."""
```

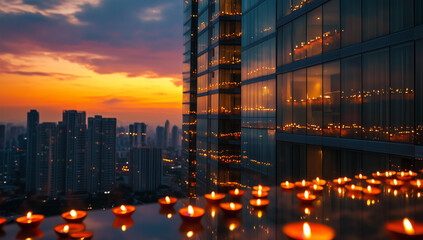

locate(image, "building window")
[[307, 65, 323, 136], [277, 22, 293, 66], [307, 7, 322, 57], [323, 0, 340, 53], [415, 39, 423, 145], [323, 61, 340, 137], [277, 73, 293, 133], [293, 69, 307, 134], [390, 0, 414, 33], [363, 0, 389, 41], [293, 15, 307, 61], [341, 0, 361, 47]]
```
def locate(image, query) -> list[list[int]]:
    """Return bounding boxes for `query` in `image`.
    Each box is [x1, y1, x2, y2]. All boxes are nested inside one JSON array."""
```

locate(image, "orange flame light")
[[403, 218, 414, 235], [120, 205, 127, 213], [70, 210, 77, 218], [303, 222, 311, 239], [63, 225, 69, 233], [26, 212, 32, 220], [188, 205, 194, 216], [165, 196, 170, 204]]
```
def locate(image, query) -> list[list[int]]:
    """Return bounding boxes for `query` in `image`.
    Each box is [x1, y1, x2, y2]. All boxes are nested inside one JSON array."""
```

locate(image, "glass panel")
[[198, 10, 209, 33], [242, 39, 276, 81], [363, 0, 389, 41], [390, 42, 414, 143], [307, 65, 323, 136], [415, 39, 423, 145], [390, 0, 414, 33], [323, 0, 340, 53], [277, 23, 292, 67], [417, 0, 423, 26], [293, 16, 307, 61], [323, 61, 340, 137], [198, 52, 208, 73], [307, 7, 322, 57], [277, 73, 293, 133], [219, 0, 241, 16], [341, 55, 361, 139], [293, 69, 307, 134], [241, 0, 276, 46], [362, 48, 389, 141], [340, 0, 361, 46], [219, 45, 241, 65]]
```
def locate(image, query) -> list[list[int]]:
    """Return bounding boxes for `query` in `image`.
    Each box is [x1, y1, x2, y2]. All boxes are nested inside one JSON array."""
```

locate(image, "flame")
[[211, 191, 215, 197], [367, 186, 372, 193], [167, 213, 172, 219], [401, 172, 405, 177], [393, 179, 398, 185], [63, 225, 69, 233], [403, 218, 415, 235], [258, 185, 262, 190], [313, 184, 317, 190], [303, 222, 311, 239], [188, 205, 194, 216], [257, 210, 263, 218], [394, 190, 398, 196], [377, 171, 380, 176], [305, 208, 310, 215], [304, 190, 309, 199], [26, 212, 32, 220], [229, 223, 236, 231], [258, 190, 262, 196], [121, 225, 126, 232], [70, 210, 77, 218], [338, 188, 342, 194], [285, 181, 289, 186], [344, 177, 348, 182], [371, 179, 375, 184], [338, 178, 342, 184], [187, 231, 194, 238], [230, 202, 235, 210], [235, 188, 239, 195], [165, 196, 170, 204], [120, 205, 127, 213], [409, 170, 413, 175], [211, 210, 215, 218], [417, 180, 421, 187], [386, 172, 389, 177], [359, 174, 363, 179], [316, 177, 320, 183], [302, 180, 306, 186], [351, 184, 355, 190], [257, 199, 261, 206]]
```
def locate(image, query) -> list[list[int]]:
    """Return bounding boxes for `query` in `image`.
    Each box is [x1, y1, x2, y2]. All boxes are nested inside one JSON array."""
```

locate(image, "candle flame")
[[393, 179, 398, 185], [257, 199, 261, 206], [338, 178, 342, 184], [403, 218, 415, 235], [167, 213, 172, 219], [188, 205, 194, 215], [401, 172, 405, 177], [386, 172, 389, 177], [305, 208, 310, 215], [165, 196, 170, 204], [316, 177, 320, 183], [63, 225, 69, 233], [394, 190, 398, 196], [367, 186, 372, 193], [338, 188, 342, 194], [257, 210, 263, 218], [417, 180, 421, 187], [351, 184, 355, 190], [359, 174, 362, 178], [302, 180, 305, 186], [377, 171, 380, 176], [303, 222, 311, 239], [258, 185, 262, 190], [409, 170, 413, 175], [120, 205, 127, 213], [211, 191, 215, 197], [230, 202, 235, 210], [304, 190, 309, 199], [187, 231, 194, 238], [229, 223, 236, 231], [70, 210, 77, 218], [211, 210, 215, 218], [372, 179, 375, 183], [285, 181, 289, 186], [258, 189, 262, 196], [235, 188, 239, 195], [121, 225, 126, 232], [313, 184, 317, 190], [26, 212, 32, 220], [344, 177, 348, 182]]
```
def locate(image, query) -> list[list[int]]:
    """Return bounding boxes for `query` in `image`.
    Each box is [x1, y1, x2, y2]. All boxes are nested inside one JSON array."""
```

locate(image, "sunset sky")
[[0, 0, 183, 128]]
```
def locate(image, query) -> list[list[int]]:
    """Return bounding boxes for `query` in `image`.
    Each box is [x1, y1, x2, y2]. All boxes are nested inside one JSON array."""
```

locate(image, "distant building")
[[87, 116, 116, 194], [171, 125, 179, 151], [35, 123, 57, 196], [164, 120, 170, 148], [0, 125, 5, 149], [26, 109, 39, 193], [155, 126, 165, 148], [130, 147, 162, 192], [129, 123, 147, 147]]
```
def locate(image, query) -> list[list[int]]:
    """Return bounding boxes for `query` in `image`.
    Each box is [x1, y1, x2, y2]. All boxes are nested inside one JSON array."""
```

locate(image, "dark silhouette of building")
[[129, 123, 147, 147], [0, 125, 5, 149], [87, 116, 116, 194], [35, 122, 57, 196], [155, 126, 165, 148], [171, 125, 179, 151], [164, 120, 170, 148], [130, 147, 162, 192], [26, 109, 39, 193]]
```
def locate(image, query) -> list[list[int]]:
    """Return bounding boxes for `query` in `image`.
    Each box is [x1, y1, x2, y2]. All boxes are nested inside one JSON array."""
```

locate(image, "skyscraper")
[[164, 120, 170, 149], [62, 110, 87, 193], [35, 122, 57, 196], [129, 122, 147, 147], [26, 109, 39, 193], [87, 116, 117, 194], [130, 147, 162, 192], [0, 125, 5, 149], [171, 125, 179, 151], [155, 126, 165, 148]]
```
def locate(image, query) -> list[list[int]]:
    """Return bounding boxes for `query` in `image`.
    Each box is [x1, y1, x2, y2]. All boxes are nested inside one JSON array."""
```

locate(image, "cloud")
[[138, 4, 169, 22], [3, 71, 83, 80], [170, 78, 182, 87], [102, 98, 123, 105]]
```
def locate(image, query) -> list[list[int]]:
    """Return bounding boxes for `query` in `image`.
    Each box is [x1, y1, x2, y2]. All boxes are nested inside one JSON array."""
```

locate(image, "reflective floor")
[[2, 176, 423, 239]]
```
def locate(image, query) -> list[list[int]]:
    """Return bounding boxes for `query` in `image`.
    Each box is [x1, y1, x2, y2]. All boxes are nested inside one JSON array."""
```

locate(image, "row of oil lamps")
[[1, 170, 422, 239]]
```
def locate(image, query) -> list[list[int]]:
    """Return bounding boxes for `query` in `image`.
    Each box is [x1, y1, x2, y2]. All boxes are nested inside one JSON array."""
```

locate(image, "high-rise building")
[[129, 123, 147, 147], [164, 120, 170, 149], [62, 110, 87, 193], [155, 126, 165, 148], [130, 147, 162, 192], [35, 122, 57, 196], [87, 116, 117, 194], [182, 0, 198, 197], [0, 125, 5, 149], [171, 125, 179, 151], [26, 109, 39, 193]]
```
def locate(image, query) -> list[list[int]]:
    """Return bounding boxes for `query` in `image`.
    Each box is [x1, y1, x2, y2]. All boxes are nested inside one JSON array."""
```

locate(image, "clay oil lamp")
[[283, 222, 335, 240], [410, 179, 423, 190], [387, 179, 405, 189], [219, 202, 242, 216], [16, 212, 44, 229], [253, 185, 270, 192], [62, 209, 87, 223], [366, 179, 382, 187], [310, 184, 324, 194], [397, 171, 413, 182], [112, 205, 136, 218], [346, 184, 363, 194], [229, 188, 244, 199], [69, 230, 93, 240], [249, 198, 269, 208], [54, 223, 85, 238], [295, 180, 312, 190], [312, 177, 326, 186], [355, 173, 368, 181], [332, 177, 347, 186], [385, 218, 423, 240], [297, 190, 317, 204], [281, 181, 295, 190], [408, 170, 418, 178], [158, 196, 178, 208], [252, 189, 268, 198], [363, 185, 381, 196], [204, 191, 225, 204], [383, 171, 396, 179], [0, 218, 5, 228], [372, 171, 384, 180], [179, 205, 205, 222]]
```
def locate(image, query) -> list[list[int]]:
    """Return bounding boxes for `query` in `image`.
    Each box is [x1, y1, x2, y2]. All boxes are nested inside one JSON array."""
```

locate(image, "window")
[[417, 0, 423, 26], [390, 0, 414, 33], [341, 0, 361, 46], [277, 73, 293, 133], [363, 0, 389, 41], [307, 7, 322, 57], [293, 16, 307, 61], [323, 0, 340, 52], [323, 61, 340, 137], [416, 39, 423, 145], [307, 65, 323, 136], [293, 69, 307, 134], [277, 23, 292, 67]]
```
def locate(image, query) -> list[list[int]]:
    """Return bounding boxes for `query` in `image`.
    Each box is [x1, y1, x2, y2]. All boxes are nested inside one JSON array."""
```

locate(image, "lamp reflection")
[[179, 222, 204, 239], [112, 216, 134, 231], [16, 227, 43, 239], [159, 207, 177, 220]]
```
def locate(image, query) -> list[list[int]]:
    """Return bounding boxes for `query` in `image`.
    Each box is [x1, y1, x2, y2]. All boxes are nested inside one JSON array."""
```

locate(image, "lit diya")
[[283, 222, 335, 240], [312, 177, 327, 186], [179, 205, 205, 222], [219, 202, 242, 216], [16, 212, 44, 229], [281, 181, 295, 190], [355, 173, 368, 180], [363, 185, 381, 196], [366, 179, 382, 187], [204, 191, 225, 204], [54, 223, 85, 238], [295, 180, 312, 189], [345, 184, 363, 193], [383, 171, 396, 179], [387, 179, 405, 189], [229, 188, 245, 198], [158, 196, 178, 208], [297, 190, 317, 204], [310, 184, 324, 194], [252, 189, 268, 198], [410, 179, 423, 189], [62, 209, 87, 223], [112, 205, 136, 218], [385, 218, 423, 240], [249, 198, 269, 208], [69, 230, 93, 240], [253, 185, 270, 192], [397, 171, 414, 181], [332, 177, 347, 186], [372, 171, 384, 179]]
